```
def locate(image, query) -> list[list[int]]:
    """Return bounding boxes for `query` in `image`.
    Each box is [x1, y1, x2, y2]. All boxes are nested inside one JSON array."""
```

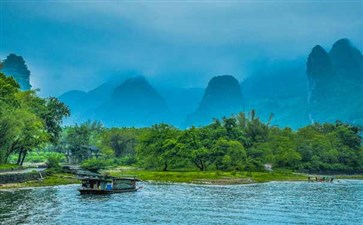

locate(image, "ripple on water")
[[1, 181, 362, 225]]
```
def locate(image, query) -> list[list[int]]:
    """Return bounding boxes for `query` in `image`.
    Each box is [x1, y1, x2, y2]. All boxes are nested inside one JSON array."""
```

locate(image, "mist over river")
[[1, 180, 362, 225]]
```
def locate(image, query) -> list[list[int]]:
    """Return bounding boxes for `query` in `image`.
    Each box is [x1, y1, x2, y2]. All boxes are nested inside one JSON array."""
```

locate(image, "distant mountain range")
[[57, 76, 204, 127], [3, 38, 362, 128]]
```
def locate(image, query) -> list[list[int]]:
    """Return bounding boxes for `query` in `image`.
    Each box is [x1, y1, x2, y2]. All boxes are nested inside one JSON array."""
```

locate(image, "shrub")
[[118, 154, 137, 166], [46, 154, 63, 174], [81, 158, 114, 172]]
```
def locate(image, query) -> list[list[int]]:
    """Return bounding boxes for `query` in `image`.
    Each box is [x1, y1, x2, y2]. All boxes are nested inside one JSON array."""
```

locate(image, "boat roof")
[[79, 176, 140, 182], [80, 177, 112, 182], [113, 177, 140, 181]]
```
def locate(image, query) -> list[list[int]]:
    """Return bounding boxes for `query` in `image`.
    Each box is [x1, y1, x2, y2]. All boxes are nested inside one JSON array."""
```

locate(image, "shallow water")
[[1, 180, 362, 225]]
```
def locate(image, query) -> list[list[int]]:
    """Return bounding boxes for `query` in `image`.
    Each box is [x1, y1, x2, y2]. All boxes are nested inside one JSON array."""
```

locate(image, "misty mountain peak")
[[331, 38, 352, 50], [111, 76, 162, 101], [121, 76, 147, 85], [330, 38, 362, 59], [309, 45, 328, 60], [202, 75, 242, 101], [307, 45, 333, 78], [186, 75, 243, 126], [97, 76, 170, 127], [329, 38, 363, 78], [1, 54, 32, 90], [311, 45, 326, 54]]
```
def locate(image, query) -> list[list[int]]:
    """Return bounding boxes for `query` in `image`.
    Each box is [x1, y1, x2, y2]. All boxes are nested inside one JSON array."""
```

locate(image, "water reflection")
[[1, 181, 362, 225]]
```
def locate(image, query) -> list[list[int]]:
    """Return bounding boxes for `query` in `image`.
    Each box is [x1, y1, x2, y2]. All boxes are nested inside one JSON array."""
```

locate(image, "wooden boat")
[[78, 176, 142, 195], [308, 176, 335, 183]]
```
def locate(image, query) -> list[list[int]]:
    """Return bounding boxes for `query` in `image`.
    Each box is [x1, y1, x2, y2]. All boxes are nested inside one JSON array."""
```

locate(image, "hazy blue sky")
[[1, 1, 362, 96]]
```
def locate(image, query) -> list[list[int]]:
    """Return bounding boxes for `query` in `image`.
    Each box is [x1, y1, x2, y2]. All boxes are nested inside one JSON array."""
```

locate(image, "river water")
[[1, 180, 362, 225]]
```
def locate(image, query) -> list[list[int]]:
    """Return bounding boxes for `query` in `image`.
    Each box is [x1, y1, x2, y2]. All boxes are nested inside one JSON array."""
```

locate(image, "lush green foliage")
[[58, 111, 362, 174], [46, 153, 64, 173], [9, 151, 65, 164], [0, 173, 79, 189], [0, 164, 21, 171], [81, 158, 114, 172], [108, 169, 307, 184], [0, 73, 69, 165], [57, 121, 104, 163]]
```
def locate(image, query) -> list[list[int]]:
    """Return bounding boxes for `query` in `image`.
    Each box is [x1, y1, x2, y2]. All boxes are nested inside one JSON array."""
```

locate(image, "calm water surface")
[[1, 180, 362, 225]]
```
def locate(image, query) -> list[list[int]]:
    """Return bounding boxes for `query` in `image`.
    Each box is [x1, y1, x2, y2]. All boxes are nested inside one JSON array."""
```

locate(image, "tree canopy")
[[0, 73, 69, 165], [79, 113, 361, 173]]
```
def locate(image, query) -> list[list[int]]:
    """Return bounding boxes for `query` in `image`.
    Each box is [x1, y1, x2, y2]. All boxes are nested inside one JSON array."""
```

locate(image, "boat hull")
[[78, 187, 140, 195]]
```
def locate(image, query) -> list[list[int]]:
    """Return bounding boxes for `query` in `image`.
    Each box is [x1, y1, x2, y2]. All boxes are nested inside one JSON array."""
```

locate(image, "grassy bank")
[[0, 169, 307, 189], [3, 169, 362, 189], [335, 174, 363, 179], [106, 168, 308, 184], [0, 173, 79, 189], [0, 164, 22, 172]]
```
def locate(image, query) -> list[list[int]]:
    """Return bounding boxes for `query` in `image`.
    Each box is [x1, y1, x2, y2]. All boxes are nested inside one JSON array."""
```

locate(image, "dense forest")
[[0, 72, 362, 174], [57, 114, 362, 174]]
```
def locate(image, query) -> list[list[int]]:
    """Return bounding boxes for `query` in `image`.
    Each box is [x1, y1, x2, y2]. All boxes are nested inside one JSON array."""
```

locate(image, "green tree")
[[101, 128, 137, 158], [0, 111, 23, 163], [177, 127, 211, 171], [212, 138, 246, 171], [63, 121, 104, 163], [0, 73, 20, 106], [14, 110, 48, 165], [136, 124, 179, 171], [17, 91, 70, 143], [268, 128, 302, 169], [237, 111, 270, 148]]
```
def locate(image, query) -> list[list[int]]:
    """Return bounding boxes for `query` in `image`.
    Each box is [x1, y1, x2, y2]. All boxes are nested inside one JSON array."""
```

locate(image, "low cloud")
[[1, 1, 362, 96]]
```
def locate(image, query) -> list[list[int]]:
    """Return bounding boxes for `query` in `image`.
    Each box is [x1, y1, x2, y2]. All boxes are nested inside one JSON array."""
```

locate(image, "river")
[[1, 180, 362, 225]]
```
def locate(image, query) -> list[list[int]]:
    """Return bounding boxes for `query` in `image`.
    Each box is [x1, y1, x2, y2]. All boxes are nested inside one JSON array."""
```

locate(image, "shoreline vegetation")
[[1, 168, 363, 190], [108, 170, 308, 184], [0, 173, 79, 189]]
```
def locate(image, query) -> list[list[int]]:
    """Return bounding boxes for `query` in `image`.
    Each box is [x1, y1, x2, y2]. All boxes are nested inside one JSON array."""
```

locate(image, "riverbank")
[[336, 174, 363, 179], [0, 164, 23, 172], [106, 168, 363, 184], [0, 173, 79, 189], [2, 169, 363, 189], [0, 170, 308, 189], [107, 169, 309, 185]]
